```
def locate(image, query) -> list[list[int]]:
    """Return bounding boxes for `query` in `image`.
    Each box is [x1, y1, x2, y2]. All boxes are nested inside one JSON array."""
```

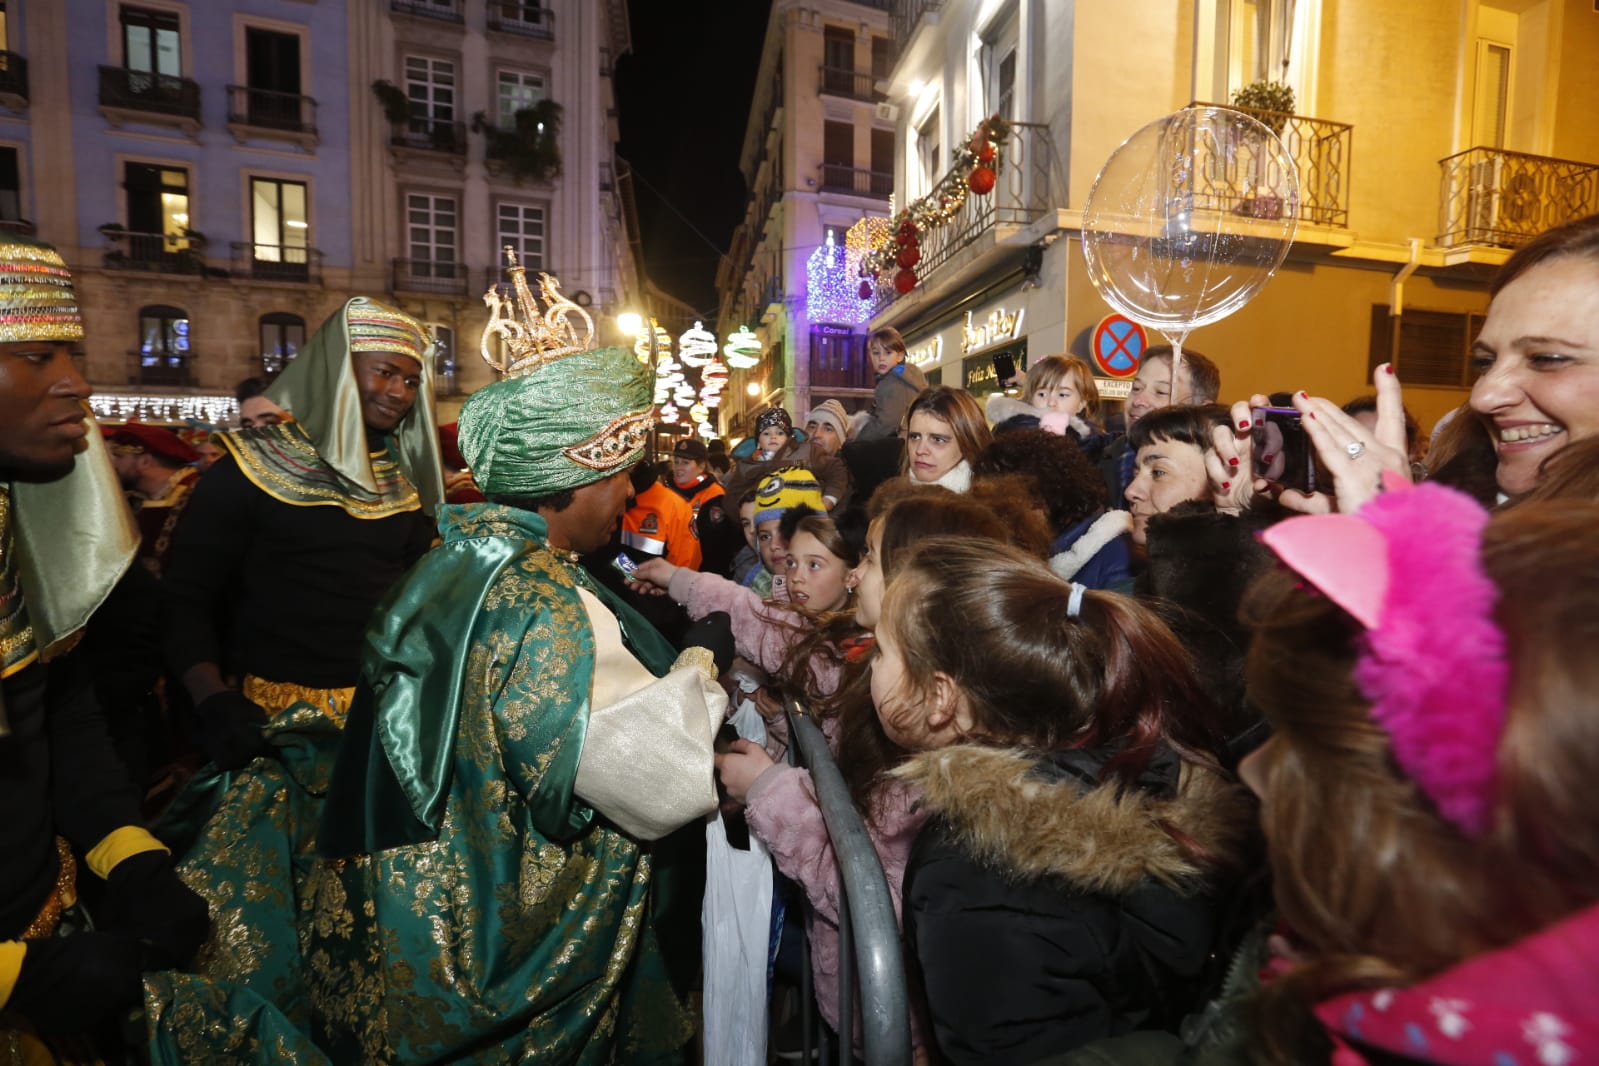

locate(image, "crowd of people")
[[2, 212, 1597, 1065]]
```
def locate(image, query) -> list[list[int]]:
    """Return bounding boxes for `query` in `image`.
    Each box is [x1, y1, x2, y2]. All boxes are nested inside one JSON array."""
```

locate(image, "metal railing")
[[227, 85, 317, 134], [1437, 146, 1599, 250], [390, 116, 468, 155], [1187, 103, 1353, 227], [783, 694, 912, 1065], [98, 65, 200, 120], [891, 0, 944, 50], [126, 351, 192, 388], [392, 258, 470, 296], [230, 242, 322, 284], [875, 120, 1057, 311], [487, 4, 554, 40], [0, 51, 28, 101], [818, 65, 882, 102], [103, 231, 206, 275], [820, 164, 893, 199], [390, 0, 462, 21]]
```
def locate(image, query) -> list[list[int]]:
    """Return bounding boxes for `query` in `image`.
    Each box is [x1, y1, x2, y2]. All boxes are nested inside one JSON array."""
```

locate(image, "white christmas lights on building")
[[90, 393, 239, 425]]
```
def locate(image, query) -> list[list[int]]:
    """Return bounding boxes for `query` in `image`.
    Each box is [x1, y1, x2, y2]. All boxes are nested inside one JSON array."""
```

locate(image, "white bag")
[[701, 695, 774, 1066]]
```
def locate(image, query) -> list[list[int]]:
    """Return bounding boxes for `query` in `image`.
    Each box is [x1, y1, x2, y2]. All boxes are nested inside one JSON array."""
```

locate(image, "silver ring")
[[1346, 441, 1367, 459]]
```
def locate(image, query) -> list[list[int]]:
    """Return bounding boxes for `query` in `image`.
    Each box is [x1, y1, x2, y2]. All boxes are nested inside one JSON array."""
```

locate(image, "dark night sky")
[[616, 0, 773, 318]]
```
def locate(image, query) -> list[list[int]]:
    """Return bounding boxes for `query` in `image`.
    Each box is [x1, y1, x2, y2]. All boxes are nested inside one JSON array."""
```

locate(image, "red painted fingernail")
[[1238, 419, 1250, 430], [1228, 456, 1239, 467], [1307, 411, 1317, 420], [1221, 481, 1231, 491], [1298, 390, 1309, 399], [1385, 364, 1395, 375]]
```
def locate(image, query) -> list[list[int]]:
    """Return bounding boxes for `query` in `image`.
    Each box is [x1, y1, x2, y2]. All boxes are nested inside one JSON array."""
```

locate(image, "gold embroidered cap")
[[0, 237, 85, 343]]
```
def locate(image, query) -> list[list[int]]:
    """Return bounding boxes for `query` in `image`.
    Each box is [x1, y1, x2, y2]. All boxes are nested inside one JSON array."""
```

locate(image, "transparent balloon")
[[1081, 106, 1299, 351]]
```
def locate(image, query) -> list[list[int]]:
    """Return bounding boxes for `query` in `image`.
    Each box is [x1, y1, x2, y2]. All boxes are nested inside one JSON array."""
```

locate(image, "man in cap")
[[666, 436, 725, 518], [150, 297, 444, 1035], [107, 421, 201, 577], [0, 238, 209, 1054], [304, 262, 731, 1062], [725, 406, 848, 508]]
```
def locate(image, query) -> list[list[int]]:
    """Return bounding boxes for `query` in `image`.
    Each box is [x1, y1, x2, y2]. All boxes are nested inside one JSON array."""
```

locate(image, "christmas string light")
[[698, 357, 728, 408], [722, 325, 763, 370], [90, 393, 239, 425], [677, 321, 717, 368], [805, 230, 873, 326]]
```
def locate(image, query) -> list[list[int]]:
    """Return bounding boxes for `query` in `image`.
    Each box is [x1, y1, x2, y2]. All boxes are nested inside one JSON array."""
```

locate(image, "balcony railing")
[[1437, 146, 1599, 250], [390, 0, 462, 22], [103, 231, 206, 275], [390, 116, 468, 155], [392, 258, 470, 296], [231, 242, 323, 284], [818, 65, 883, 103], [227, 85, 317, 135], [487, 5, 554, 40], [1190, 103, 1353, 228], [874, 120, 1056, 311], [0, 51, 29, 102], [891, 0, 945, 50], [98, 65, 201, 121], [820, 164, 893, 199], [127, 351, 192, 388]]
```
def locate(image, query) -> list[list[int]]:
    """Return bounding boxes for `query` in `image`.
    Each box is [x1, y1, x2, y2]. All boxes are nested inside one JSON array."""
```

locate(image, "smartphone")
[[1252, 407, 1317, 495], [712, 723, 751, 850], [610, 552, 640, 580], [991, 352, 1018, 388]]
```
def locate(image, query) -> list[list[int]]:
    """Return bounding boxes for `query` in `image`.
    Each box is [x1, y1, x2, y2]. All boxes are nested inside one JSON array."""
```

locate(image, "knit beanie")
[[753, 466, 824, 526]]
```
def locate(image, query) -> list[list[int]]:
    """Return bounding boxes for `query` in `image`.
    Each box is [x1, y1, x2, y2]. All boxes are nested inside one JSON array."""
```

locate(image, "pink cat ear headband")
[[1260, 475, 1510, 837]]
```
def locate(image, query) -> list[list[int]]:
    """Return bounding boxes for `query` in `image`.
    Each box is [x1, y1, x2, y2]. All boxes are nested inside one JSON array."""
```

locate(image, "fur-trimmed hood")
[[894, 744, 1251, 896]]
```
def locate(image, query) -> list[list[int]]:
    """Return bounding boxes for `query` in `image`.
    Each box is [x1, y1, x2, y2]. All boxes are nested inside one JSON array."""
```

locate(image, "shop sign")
[[907, 336, 942, 368], [961, 306, 1025, 355]]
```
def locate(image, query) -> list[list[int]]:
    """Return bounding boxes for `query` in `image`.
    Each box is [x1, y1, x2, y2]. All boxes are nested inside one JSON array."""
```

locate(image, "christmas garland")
[[860, 114, 1011, 297]]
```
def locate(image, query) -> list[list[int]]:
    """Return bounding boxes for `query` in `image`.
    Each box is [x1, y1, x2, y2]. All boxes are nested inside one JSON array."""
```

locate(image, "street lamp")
[[616, 311, 643, 337], [746, 381, 761, 397]]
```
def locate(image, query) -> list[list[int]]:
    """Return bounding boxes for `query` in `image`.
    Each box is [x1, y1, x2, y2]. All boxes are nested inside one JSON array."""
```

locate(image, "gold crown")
[[478, 246, 596, 377]]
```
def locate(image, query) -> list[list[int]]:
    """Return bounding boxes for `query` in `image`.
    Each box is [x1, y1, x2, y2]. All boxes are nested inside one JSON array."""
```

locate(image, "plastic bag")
[[702, 694, 774, 1066]]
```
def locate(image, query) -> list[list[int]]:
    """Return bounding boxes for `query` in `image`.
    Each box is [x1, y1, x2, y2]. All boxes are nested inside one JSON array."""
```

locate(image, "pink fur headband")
[[1260, 476, 1510, 837]]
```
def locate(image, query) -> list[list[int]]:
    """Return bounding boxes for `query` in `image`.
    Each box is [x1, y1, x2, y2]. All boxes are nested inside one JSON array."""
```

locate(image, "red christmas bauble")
[[893, 268, 917, 294], [858, 280, 873, 299], [978, 143, 997, 163], [896, 244, 921, 268], [895, 229, 913, 246], [968, 166, 997, 195]]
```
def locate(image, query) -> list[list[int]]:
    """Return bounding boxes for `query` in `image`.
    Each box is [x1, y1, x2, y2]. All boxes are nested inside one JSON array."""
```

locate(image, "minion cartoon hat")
[[753, 466, 824, 526]]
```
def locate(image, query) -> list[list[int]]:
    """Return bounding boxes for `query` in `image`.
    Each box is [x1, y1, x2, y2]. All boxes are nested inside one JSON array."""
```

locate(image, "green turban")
[[458, 344, 654, 498]]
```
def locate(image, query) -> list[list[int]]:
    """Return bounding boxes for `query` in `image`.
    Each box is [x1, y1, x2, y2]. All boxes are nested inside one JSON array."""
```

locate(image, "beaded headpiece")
[[479, 246, 596, 377], [347, 300, 430, 365], [0, 238, 85, 343]]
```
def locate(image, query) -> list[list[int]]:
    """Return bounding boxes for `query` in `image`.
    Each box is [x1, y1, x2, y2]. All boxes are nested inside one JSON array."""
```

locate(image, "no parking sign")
[[1090, 314, 1147, 378]]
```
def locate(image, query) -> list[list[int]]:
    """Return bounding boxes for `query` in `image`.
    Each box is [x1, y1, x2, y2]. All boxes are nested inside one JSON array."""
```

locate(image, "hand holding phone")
[[991, 352, 1018, 389], [1251, 407, 1317, 495]]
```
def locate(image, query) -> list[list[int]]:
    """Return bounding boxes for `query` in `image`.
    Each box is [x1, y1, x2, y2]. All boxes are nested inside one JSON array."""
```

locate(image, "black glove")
[[195, 689, 273, 770], [683, 611, 735, 676], [96, 850, 211, 969], [8, 932, 146, 1035]]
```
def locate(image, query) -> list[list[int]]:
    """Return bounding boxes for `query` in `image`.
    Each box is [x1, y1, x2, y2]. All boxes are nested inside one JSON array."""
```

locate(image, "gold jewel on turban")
[[0, 238, 85, 343]]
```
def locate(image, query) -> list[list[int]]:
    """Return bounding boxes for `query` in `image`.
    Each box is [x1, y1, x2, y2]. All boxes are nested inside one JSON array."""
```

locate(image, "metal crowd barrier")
[[783, 692, 912, 1066]]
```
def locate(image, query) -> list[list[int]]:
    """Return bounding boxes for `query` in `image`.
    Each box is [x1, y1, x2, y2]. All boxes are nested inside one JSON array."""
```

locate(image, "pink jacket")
[[1316, 901, 1599, 1065], [746, 761, 929, 1049], [669, 568, 841, 696]]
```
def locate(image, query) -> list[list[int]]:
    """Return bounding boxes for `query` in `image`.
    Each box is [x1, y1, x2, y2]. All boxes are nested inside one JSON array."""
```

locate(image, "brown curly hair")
[[973, 428, 1108, 533]]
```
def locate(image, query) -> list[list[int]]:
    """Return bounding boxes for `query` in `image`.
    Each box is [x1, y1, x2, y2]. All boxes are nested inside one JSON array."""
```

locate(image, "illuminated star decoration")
[[805, 231, 874, 326]]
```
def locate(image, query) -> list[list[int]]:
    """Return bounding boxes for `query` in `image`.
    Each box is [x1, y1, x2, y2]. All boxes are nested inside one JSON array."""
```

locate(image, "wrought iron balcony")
[[820, 164, 893, 199], [818, 65, 883, 103], [392, 258, 469, 296], [390, 0, 462, 22], [390, 116, 468, 155], [230, 242, 323, 284], [102, 230, 207, 275], [98, 65, 201, 122], [227, 85, 318, 136], [487, 4, 554, 40], [0, 51, 28, 104], [1189, 103, 1353, 228], [891, 0, 944, 51], [874, 120, 1057, 311], [1437, 147, 1599, 250]]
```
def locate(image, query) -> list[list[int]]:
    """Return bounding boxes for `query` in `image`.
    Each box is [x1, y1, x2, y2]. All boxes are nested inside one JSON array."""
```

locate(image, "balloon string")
[[1171, 339, 1183, 405]]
